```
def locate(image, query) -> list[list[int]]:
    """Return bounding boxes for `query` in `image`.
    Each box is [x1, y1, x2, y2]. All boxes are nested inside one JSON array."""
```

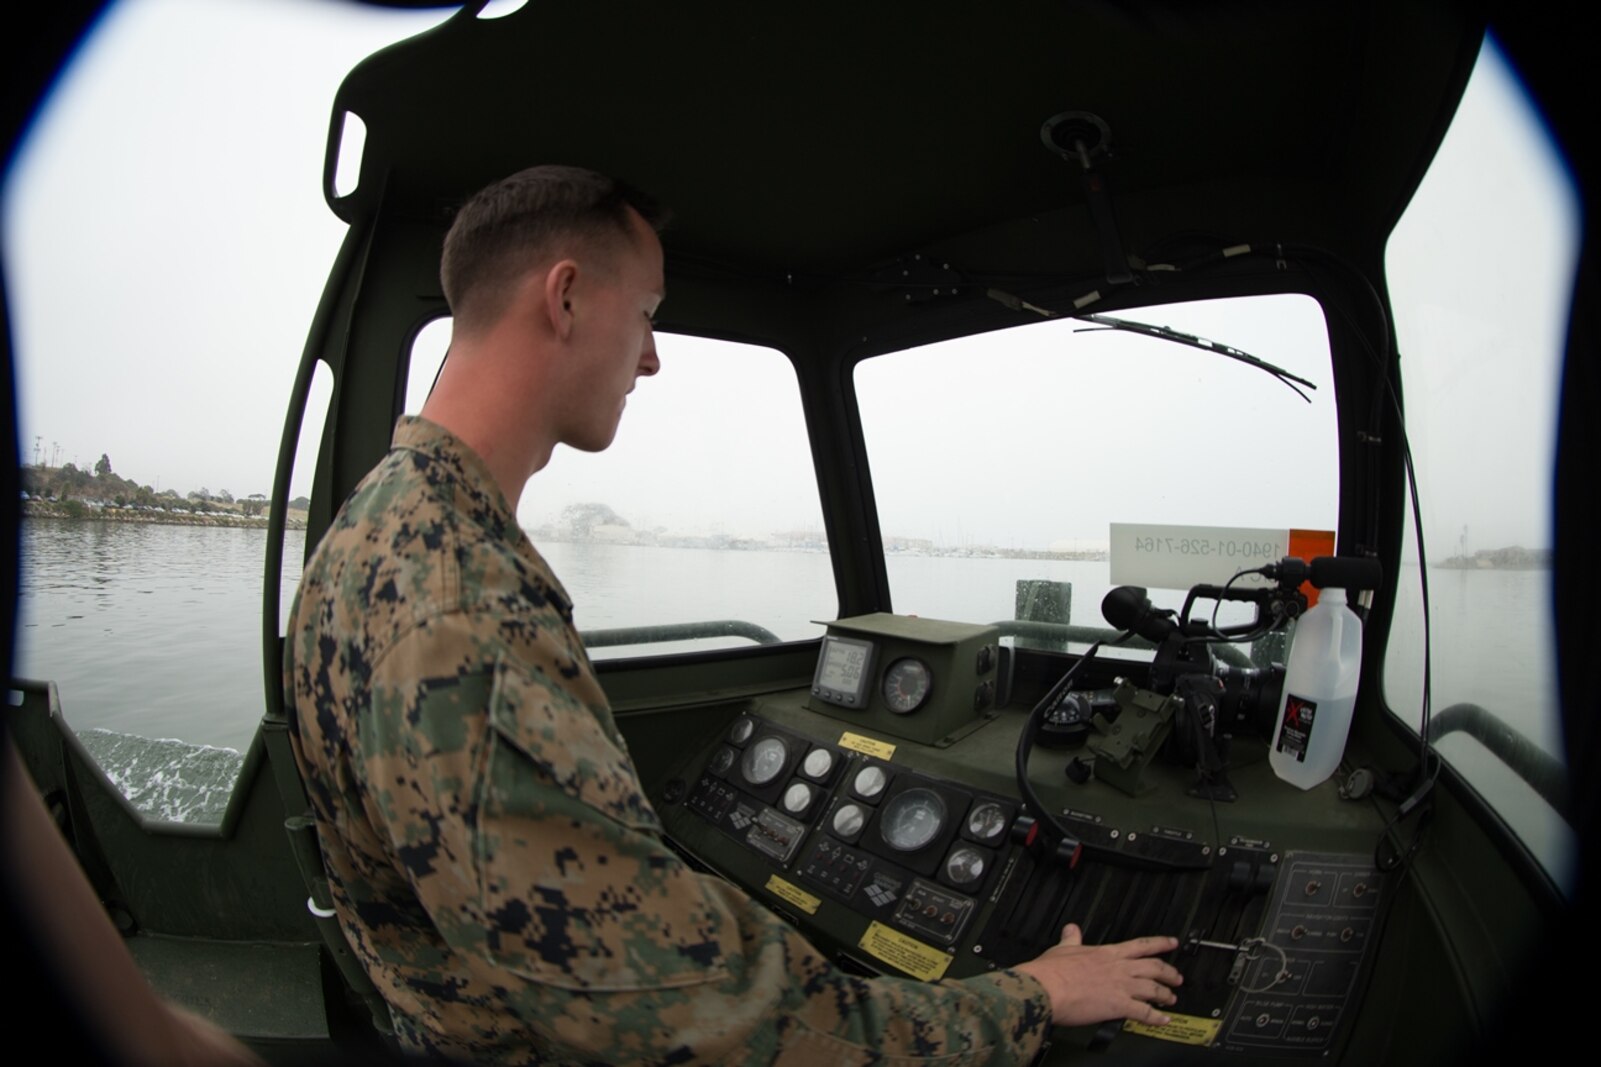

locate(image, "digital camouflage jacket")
[[286, 416, 1052, 1065]]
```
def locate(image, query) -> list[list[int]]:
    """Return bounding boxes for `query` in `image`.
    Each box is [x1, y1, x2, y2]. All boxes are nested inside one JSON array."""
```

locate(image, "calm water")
[[16, 520, 305, 752], [12, 519, 1566, 843]]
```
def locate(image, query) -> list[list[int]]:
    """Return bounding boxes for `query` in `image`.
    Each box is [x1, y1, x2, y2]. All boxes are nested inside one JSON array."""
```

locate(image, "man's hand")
[[1013, 924, 1182, 1028]]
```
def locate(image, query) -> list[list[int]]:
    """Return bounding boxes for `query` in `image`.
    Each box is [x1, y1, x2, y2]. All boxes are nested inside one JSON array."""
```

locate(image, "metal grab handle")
[[581, 619, 782, 648]]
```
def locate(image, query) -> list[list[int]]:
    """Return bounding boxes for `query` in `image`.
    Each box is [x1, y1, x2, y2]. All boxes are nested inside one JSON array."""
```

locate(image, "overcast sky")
[[5, 0, 445, 499], [3, 0, 1580, 553]]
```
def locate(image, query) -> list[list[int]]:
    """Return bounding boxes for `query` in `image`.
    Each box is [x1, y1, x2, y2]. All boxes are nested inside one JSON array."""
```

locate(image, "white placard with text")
[[1109, 523, 1290, 590]]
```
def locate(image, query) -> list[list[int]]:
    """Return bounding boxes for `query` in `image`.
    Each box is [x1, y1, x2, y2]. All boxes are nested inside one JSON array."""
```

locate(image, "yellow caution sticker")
[[1123, 1013, 1221, 1046], [764, 875, 821, 916], [839, 732, 897, 761], [858, 921, 952, 981]]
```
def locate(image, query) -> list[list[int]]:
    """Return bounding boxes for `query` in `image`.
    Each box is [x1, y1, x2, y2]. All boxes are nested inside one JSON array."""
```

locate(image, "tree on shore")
[[95, 453, 112, 477], [558, 502, 630, 537]]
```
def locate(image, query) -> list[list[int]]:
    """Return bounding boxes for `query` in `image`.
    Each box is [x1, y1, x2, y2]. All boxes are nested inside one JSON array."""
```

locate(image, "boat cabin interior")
[[4, 2, 1597, 1064]]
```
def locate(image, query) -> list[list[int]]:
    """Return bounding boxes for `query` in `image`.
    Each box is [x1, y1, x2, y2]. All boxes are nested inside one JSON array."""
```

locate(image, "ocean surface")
[[12, 519, 1567, 858]]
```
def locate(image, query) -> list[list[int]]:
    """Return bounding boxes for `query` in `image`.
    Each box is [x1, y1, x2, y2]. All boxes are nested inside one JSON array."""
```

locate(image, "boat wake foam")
[[79, 729, 244, 824]]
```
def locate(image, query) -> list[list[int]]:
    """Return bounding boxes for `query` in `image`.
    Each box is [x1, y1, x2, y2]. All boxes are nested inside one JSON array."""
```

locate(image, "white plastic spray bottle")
[[1270, 586, 1363, 789]]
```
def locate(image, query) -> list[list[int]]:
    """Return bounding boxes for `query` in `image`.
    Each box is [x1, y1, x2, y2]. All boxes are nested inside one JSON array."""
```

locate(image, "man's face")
[[559, 209, 664, 453]]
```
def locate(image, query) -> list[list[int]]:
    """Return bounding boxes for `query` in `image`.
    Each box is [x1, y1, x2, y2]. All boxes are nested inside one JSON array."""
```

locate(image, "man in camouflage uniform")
[[287, 165, 1182, 1065]]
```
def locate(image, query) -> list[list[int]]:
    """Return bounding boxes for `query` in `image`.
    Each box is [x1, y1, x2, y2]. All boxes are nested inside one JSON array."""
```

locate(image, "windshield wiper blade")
[[1075, 313, 1317, 403]]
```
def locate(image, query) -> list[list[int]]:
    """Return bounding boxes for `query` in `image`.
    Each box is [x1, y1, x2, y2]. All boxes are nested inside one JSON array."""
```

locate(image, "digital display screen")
[[819, 638, 868, 690], [813, 635, 874, 707]]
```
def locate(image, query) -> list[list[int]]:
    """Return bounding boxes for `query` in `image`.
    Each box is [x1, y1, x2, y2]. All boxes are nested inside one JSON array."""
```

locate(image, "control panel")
[[665, 704, 1389, 1059], [687, 712, 1012, 954]]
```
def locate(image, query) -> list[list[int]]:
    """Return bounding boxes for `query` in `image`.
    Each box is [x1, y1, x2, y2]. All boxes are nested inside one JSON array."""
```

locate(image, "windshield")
[[853, 294, 1339, 653]]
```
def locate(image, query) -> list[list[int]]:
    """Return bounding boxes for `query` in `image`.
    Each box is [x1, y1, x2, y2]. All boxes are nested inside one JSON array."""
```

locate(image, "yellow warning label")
[[764, 875, 821, 915], [839, 732, 897, 761], [858, 921, 951, 981], [1123, 1013, 1221, 1046]]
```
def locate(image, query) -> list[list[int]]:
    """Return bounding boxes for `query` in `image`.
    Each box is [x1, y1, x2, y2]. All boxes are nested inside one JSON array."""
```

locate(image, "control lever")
[[1010, 814, 1082, 868], [1186, 936, 1289, 990]]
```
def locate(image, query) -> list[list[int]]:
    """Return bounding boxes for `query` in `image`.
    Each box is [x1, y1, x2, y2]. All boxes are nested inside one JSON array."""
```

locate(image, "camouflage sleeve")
[[357, 612, 1052, 1065]]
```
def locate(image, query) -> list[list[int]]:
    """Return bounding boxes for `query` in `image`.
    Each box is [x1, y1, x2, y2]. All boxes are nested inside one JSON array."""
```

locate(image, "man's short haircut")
[[440, 164, 668, 333]]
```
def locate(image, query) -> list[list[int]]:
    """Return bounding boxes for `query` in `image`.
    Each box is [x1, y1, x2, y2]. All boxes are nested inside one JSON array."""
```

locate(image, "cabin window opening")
[[9, 354, 331, 827], [474, 0, 531, 20], [853, 293, 1339, 658], [409, 324, 833, 658], [1381, 37, 1578, 890], [1, 1, 453, 826], [331, 110, 367, 199], [402, 316, 453, 415]]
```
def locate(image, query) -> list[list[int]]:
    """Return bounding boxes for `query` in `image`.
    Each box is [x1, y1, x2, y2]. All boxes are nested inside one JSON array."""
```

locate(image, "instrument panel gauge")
[[782, 782, 815, 816], [741, 736, 788, 786], [853, 765, 888, 800], [801, 747, 835, 780], [881, 657, 933, 714], [709, 746, 736, 775], [880, 788, 947, 852], [812, 635, 875, 708], [966, 801, 1007, 844], [727, 717, 755, 745], [944, 845, 987, 887], [832, 802, 867, 838]]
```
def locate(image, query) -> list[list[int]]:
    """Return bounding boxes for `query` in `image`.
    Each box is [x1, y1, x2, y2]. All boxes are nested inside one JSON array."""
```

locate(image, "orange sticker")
[[1287, 529, 1337, 606]]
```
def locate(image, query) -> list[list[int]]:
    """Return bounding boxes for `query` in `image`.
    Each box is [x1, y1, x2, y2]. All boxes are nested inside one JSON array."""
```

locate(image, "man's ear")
[[544, 259, 580, 340]]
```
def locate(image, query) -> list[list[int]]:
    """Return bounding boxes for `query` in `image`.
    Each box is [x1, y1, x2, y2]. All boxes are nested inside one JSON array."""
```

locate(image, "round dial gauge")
[[853, 765, 888, 799], [966, 801, 1007, 844], [945, 845, 987, 886], [782, 782, 814, 815], [709, 747, 736, 775], [880, 788, 947, 852], [832, 803, 866, 838], [801, 747, 834, 780], [727, 717, 755, 744], [882, 658, 933, 714], [741, 736, 788, 786]]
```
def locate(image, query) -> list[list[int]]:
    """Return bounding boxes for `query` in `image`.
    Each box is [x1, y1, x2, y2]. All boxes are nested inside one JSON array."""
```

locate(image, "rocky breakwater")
[[22, 499, 306, 530]]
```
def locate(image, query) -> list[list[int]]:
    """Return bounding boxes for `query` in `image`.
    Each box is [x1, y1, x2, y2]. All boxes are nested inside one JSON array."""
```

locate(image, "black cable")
[[1014, 637, 1216, 874], [1015, 640, 1104, 851], [1207, 568, 1253, 637], [1375, 780, 1436, 873]]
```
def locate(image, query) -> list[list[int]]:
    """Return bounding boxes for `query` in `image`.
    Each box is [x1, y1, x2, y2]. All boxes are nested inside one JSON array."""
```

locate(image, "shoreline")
[[22, 500, 307, 530], [19, 506, 1548, 568]]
